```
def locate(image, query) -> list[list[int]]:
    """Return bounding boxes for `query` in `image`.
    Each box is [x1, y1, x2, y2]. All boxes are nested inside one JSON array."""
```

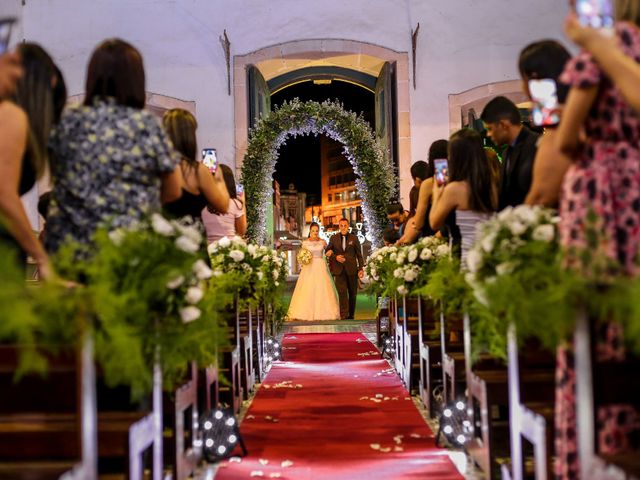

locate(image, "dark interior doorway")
[[272, 79, 374, 210]]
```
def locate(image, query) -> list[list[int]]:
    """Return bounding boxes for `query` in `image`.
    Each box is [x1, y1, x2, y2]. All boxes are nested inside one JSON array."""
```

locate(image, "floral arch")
[[241, 99, 396, 247]]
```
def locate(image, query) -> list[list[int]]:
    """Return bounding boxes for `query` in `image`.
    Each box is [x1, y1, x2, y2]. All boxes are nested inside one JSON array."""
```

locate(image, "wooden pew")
[[575, 313, 640, 480], [400, 296, 423, 391], [465, 314, 555, 479], [376, 298, 390, 349], [252, 304, 266, 383], [237, 306, 255, 398], [218, 301, 243, 414], [199, 364, 220, 413], [0, 339, 93, 480], [163, 363, 199, 480], [502, 325, 555, 480], [418, 299, 444, 417], [441, 312, 466, 404]]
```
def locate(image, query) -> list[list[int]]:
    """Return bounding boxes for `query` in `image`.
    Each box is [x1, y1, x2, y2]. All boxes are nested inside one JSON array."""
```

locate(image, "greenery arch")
[[240, 99, 397, 246]]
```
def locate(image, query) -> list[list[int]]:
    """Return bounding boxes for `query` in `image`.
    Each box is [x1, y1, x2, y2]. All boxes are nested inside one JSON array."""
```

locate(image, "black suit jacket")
[[326, 233, 364, 276], [498, 126, 540, 210]]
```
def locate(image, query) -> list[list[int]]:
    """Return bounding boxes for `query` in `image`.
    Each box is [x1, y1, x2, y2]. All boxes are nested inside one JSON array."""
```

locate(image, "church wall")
[[9, 0, 569, 223]]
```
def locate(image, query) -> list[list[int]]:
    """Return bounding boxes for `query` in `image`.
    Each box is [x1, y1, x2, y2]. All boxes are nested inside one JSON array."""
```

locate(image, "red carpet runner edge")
[[216, 332, 463, 480]]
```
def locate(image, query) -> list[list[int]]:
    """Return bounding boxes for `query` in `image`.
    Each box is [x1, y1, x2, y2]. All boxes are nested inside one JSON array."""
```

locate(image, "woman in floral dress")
[[46, 39, 181, 254], [555, 7, 640, 478]]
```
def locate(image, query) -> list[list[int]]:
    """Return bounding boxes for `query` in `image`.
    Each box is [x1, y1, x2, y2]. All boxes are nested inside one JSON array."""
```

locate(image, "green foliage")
[[241, 99, 396, 246]]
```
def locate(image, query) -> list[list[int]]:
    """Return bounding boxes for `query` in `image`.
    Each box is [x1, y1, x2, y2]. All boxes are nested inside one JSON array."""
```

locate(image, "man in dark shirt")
[[481, 96, 539, 210]]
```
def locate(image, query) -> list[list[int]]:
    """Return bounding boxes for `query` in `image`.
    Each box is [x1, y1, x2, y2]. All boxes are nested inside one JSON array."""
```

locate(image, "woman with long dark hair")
[[0, 43, 60, 278], [429, 128, 497, 264], [162, 108, 228, 222], [287, 222, 340, 321], [45, 39, 182, 254], [201, 164, 246, 242]]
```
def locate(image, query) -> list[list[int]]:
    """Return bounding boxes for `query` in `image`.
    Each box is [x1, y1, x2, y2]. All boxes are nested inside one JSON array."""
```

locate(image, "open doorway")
[[271, 79, 374, 241]]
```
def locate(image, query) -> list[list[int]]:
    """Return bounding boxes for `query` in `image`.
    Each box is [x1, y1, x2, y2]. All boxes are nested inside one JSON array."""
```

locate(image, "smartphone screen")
[[202, 148, 217, 173], [575, 0, 614, 29], [0, 18, 17, 55], [434, 159, 448, 186], [529, 79, 560, 127], [236, 183, 244, 196]]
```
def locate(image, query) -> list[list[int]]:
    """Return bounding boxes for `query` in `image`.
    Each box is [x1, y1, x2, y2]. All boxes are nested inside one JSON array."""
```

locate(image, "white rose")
[[466, 249, 483, 273], [231, 235, 245, 245], [257, 271, 264, 281], [207, 243, 218, 255], [419, 248, 432, 261], [435, 244, 450, 257], [274, 281, 279, 286], [513, 205, 538, 225], [396, 252, 406, 264], [497, 207, 514, 222], [496, 262, 516, 276], [151, 213, 174, 236], [166, 275, 185, 289], [186, 286, 204, 304], [481, 231, 497, 253], [273, 269, 279, 280], [508, 221, 527, 237], [174, 222, 203, 245], [404, 268, 418, 282], [108, 229, 125, 246], [397, 285, 408, 295], [532, 224, 555, 243], [407, 248, 418, 263], [192, 259, 213, 280], [393, 268, 404, 278], [218, 236, 231, 248], [176, 235, 200, 254], [390, 252, 397, 261], [229, 250, 245, 262], [180, 306, 201, 323], [247, 244, 258, 258]]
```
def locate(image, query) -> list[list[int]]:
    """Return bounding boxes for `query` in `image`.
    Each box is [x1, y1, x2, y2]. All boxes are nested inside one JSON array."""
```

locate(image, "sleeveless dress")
[[287, 239, 340, 321], [164, 189, 208, 221], [456, 210, 493, 267]]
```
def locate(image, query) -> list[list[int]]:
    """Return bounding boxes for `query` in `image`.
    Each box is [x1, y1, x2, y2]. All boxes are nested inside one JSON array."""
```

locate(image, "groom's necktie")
[[341, 235, 346, 251]]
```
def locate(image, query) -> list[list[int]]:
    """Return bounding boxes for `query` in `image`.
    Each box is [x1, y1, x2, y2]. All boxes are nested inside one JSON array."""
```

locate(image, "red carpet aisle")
[[216, 333, 463, 480]]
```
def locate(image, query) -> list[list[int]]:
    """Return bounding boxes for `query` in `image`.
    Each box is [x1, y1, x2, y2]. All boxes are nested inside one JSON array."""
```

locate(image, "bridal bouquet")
[[297, 247, 312, 266]]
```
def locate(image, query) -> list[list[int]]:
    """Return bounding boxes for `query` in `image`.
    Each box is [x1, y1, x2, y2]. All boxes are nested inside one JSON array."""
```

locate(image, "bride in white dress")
[[287, 222, 340, 321]]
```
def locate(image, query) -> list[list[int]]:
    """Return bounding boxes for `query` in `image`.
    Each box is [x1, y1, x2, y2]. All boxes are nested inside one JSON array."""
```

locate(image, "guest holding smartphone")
[[429, 129, 497, 265], [518, 40, 573, 207], [162, 109, 229, 222], [202, 164, 246, 243], [554, 2, 640, 477]]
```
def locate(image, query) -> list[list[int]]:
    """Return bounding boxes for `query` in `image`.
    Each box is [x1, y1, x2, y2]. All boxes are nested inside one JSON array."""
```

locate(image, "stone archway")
[[241, 100, 396, 247], [233, 39, 412, 202]]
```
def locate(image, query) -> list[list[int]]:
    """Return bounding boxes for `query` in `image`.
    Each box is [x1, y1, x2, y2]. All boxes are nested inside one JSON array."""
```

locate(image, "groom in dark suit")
[[326, 218, 364, 320]]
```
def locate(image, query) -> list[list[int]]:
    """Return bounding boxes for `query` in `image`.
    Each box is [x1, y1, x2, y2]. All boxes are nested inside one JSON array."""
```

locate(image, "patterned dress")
[[555, 22, 640, 480], [45, 98, 181, 253]]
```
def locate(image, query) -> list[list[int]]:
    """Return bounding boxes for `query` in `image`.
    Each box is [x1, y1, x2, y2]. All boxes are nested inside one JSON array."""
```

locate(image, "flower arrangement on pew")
[[53, 213, 227, 400], [462, 205, 578, 358], [363, 245, 400, 297], [364, 237, 450, 297]]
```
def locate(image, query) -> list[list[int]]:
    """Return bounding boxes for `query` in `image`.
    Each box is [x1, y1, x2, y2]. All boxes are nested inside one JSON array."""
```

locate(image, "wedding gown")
[[287, 239, 340, 321]]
